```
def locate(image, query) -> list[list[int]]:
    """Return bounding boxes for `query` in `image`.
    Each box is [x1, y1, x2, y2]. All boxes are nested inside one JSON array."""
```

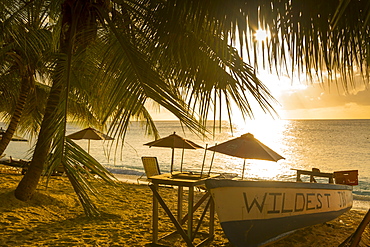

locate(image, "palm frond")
[[138, 1, 278, 123], [93, 0, 278, 139], [90, 9, 206, 138], [45, 138, 119, 217], [256, 0, 369, 86]]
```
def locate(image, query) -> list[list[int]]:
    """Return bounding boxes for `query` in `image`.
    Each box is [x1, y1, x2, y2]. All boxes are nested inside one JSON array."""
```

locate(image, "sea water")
[[2, 119, 370, 208]]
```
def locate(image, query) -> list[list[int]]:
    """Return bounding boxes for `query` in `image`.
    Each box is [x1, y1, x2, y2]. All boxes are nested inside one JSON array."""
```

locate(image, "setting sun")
[[254, 29, 268, 41]]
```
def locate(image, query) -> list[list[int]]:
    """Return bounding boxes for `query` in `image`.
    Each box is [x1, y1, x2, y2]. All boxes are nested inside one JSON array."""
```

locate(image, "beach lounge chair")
[[137, 156, 161, 184]]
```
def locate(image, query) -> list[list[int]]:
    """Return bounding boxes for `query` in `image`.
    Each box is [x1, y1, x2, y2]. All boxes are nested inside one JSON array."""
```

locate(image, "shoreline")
[[1, 172, 370, 246]]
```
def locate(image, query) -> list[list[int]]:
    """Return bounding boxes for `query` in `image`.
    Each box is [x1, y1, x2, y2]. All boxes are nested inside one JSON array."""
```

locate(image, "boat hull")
[[205, 179, 353, 247]]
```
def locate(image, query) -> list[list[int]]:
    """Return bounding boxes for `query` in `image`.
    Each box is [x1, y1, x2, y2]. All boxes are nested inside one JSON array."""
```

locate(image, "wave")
[[105, 166, 144, 176], [353, 191, 370, 201]]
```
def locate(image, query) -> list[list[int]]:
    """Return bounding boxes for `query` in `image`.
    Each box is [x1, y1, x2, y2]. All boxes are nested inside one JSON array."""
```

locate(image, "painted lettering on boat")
[[338, 191, 347, 207], [242, 192, 340, 214]]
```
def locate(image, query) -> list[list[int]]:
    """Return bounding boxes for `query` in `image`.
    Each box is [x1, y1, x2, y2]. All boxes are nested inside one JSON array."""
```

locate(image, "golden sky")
[[263, 71, 370, 120], [151, 28, 370, 121], [244, 31, 370, 120], [150, 70, 370, 121], [152, 31, 370, 121]]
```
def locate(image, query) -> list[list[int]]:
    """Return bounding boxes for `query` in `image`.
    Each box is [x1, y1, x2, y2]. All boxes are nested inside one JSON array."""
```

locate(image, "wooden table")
[[149, 172, 219, 247]]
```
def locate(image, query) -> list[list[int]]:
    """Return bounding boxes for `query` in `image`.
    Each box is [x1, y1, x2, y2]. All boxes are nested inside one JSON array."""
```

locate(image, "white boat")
[[205, 133, 357, 246], [205, 177, 353, 247]]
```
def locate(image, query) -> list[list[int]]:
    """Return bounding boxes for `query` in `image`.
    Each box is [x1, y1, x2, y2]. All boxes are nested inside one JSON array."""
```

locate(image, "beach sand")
[[0, 168, 369, 247]]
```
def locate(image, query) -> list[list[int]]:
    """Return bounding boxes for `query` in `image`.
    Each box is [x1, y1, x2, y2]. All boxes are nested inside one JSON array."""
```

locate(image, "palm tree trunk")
[[14, 0, 77, 201], [14, 81, 63, 201], [0, 77, 31, 155]]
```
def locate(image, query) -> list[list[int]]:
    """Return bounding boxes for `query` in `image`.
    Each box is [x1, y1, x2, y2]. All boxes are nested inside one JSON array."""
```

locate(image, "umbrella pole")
[[180, 148, 185, 172], [170, 148, 175, 174], [208, 146, 216, 176], [241, 159, 246, 180], [88, 139, 91, 154], [200, 144, 208, 177]]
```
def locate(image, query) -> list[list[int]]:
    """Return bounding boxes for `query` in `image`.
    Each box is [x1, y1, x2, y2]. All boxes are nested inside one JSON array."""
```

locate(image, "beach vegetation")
[[0, 2, 52, 155], [0, 0, 368, 217], [2, 0, 276, 217]]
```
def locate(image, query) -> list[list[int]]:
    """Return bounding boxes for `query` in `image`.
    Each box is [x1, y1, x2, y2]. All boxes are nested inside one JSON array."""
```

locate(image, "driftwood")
[[339, 209, 370, 247]]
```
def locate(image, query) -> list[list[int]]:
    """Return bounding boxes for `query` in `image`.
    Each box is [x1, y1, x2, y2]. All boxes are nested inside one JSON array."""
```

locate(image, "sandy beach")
[[0, 167, 369, 247]]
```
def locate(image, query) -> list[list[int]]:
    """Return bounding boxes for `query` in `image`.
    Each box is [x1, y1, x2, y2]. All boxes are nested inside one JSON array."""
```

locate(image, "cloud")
[[259, 71, 370, 119], [278, 82, 370, 111], [281, 103, 370, 119]]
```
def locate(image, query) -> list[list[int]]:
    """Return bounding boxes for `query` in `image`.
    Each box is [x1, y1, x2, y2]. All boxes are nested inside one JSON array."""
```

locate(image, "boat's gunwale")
[[205, 178, 353, 191]]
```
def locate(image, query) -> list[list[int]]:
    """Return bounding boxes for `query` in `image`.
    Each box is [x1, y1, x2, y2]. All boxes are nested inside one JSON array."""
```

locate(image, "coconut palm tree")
[[0, 1, 118, 217], [0, 2, 52, 155], [0, 77, 50, 140], [8, 0, 369, 217], [8, 0, 274, 217]]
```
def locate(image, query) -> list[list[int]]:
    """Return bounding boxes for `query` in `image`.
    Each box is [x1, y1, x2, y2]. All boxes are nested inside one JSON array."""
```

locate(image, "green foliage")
[[2, 0, 368, 216]]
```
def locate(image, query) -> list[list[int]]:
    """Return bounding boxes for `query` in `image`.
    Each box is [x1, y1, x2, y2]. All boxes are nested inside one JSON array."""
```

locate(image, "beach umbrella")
[[144, 132, 203, 173], [208, 133, 284, 179], [67, 127, 114, 153]]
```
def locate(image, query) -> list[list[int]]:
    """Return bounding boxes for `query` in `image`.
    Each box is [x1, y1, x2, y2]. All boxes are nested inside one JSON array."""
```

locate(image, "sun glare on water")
[[214, 119, 294, 180]]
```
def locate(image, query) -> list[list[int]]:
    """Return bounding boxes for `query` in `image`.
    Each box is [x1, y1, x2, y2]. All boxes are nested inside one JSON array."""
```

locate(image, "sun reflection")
[[232, 119, 288, 148], [178, 119, 299, 181], [243, 160, 293, 181], [208, 119, 297, 180], [211, 155, 293, 181]]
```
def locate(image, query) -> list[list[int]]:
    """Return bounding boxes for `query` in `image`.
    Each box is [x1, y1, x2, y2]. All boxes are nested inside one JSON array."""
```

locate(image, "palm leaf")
[[44, 138, 119, 217]]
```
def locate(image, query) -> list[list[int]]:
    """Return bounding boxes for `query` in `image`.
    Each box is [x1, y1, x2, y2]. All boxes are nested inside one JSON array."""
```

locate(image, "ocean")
[[2, 119, 370, 209]]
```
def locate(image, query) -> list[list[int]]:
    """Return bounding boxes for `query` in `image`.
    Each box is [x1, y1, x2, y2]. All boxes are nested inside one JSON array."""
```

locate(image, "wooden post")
[[180, 192, 210, 225], [152, 183, 159, 243], [149, 173, 219, 246], [349, 209, 370, 247], [178, 186, 183, 223], [210, 196, 215, 237], [149, 184, 192, 246], [188, 186, 194, 240]]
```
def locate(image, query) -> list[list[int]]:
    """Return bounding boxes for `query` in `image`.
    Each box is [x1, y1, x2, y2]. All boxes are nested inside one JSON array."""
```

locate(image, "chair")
[[137, 156, 161, 183]]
